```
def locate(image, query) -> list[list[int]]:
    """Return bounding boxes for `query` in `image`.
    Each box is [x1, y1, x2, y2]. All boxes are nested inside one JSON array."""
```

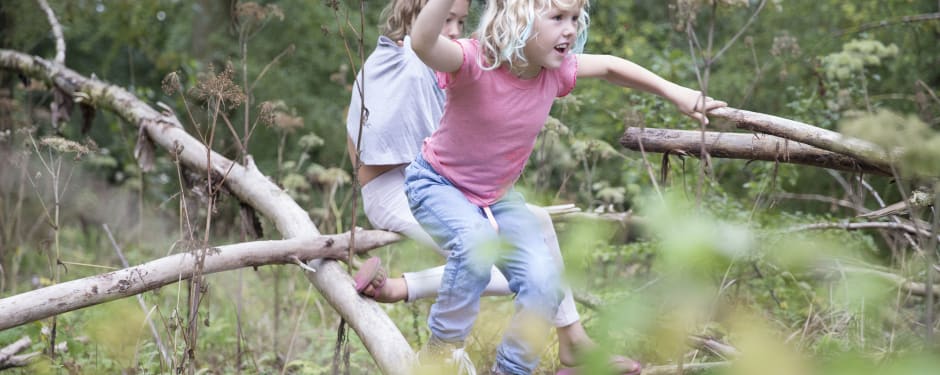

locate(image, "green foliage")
[[2, 0, 940, 373], [840, 110, 940, 177], [822, 39, 899, 81]]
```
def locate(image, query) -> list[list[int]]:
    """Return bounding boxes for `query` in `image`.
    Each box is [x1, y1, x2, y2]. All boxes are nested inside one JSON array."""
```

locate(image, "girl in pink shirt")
[[407, 0, 726, 373]]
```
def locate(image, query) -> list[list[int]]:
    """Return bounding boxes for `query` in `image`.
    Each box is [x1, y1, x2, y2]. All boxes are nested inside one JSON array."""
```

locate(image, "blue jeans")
[[405, 155, 563, 375]]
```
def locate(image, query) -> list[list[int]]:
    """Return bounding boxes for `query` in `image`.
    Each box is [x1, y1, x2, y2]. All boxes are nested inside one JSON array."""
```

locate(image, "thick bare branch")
[[788, 221, 940, 243], [620, 127, 888, 176], [0, 336, 31, 364], [0, 49, 415, 374], [36, 0, 65, 64], [708, 107, 894, 175], [0, 230, 401, 331], [825, 265, 940, 298]]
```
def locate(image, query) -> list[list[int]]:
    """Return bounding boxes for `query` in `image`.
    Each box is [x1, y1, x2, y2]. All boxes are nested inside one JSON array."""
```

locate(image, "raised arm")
[[576, 54, 726, 124], [411, 0, 464, 73]]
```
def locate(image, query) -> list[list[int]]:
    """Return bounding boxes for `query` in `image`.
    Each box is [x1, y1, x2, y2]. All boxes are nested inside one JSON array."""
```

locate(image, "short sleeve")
[[435, 38, 477, 89], [556, 54, 578, 97]]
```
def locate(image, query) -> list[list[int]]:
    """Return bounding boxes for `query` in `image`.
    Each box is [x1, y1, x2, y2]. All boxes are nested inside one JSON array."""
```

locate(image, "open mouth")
[[554, 43, 569, 54]]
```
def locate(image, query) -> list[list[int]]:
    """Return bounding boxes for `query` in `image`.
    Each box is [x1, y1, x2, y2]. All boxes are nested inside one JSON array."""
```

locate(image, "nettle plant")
[[820, 38, 899, 113]]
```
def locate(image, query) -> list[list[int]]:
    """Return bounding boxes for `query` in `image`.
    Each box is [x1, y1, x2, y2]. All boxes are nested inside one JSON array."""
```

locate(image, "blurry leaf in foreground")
[[726, 310, 812, 375], [558, 215, 619, 288], [639, 192, 753, 277], [83, 299, 145, 365]]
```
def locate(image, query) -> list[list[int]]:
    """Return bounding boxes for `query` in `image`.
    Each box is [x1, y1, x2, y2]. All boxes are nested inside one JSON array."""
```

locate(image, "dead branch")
[[36, 0, 65, 65], [708, 107, 894, 175], [0, 337, 66, 370], [0, 49, 415, 374], [839, 12, 940, 36], [620, 127, 888, 176], [830, 266, 940, 299], [0, 336, 31, 365], [643, 361, 731, 375], [772, 192, 866, 213], [787, 221, 940, 243], [688, 335, 740, 359], [0, 230, 401, 331]]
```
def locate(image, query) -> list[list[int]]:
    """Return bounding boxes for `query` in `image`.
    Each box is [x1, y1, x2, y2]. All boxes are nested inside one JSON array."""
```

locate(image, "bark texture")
[[620, 127, 889, 176]]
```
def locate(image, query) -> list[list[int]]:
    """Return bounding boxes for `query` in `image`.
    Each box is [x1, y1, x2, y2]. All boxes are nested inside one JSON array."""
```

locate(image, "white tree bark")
[[0, 231, 401, 330], [0, 49, 415, 374], [709, 107, 894, 175], [620, 127, 889, 176]]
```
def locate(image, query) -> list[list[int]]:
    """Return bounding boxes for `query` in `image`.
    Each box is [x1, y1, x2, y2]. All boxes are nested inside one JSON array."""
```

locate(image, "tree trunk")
[[0, 49, 415, 374], [620, 127, 889, 176]]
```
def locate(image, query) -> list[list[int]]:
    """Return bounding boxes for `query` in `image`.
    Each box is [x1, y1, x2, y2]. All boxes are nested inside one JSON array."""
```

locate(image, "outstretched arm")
[[411, 0, 464, 73], [576, 54, 726, 124]]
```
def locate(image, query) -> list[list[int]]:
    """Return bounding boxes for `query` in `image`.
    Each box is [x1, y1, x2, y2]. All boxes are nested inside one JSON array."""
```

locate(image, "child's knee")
[[520, 259, 564, 309]]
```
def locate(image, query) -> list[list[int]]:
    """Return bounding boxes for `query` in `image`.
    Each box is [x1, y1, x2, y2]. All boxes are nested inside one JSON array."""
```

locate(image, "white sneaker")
[[415, 337, 476, 375]]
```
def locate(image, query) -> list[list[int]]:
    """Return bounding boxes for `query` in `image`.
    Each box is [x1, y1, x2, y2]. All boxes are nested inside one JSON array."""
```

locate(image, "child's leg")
[[490, 192, 565, 374], [405, 157, 500, 344], [362, 165, 512, 302], [526, 204, 580, 328]]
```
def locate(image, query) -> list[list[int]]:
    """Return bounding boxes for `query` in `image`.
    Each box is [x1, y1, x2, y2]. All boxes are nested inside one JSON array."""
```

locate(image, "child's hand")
[[671, 86, 727, 125]]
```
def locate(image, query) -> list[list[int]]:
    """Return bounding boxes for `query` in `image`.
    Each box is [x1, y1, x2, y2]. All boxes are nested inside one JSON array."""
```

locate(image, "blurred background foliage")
[[1, 0, 939, 373]]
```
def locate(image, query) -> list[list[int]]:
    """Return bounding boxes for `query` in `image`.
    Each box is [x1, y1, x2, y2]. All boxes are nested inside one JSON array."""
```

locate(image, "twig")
[[838, 12, 940, 36], [36, 0, 65, 65], [103, 224, 171, 365], [786, 221, 940, 243], [712, 0, 767, 62], [291, 256, 318, 273], [831, 265, 940, 298], [280, 284, 314, 375], [772, 192, 865, 213], [916, 80, 940, 106]]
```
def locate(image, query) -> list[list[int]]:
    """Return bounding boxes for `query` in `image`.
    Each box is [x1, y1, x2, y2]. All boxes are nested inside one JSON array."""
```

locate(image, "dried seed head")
[[162, 71, 182, 96], [39, 136, 94, 159], [189, 63, 246, 108]]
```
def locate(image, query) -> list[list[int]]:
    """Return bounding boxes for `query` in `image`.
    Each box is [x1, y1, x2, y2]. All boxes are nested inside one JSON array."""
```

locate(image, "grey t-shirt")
[[346, 35, 445, 165]]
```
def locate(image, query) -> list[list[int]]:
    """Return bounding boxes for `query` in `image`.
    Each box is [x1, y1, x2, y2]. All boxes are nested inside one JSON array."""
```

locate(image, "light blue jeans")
[[405, 155, 563, 375]]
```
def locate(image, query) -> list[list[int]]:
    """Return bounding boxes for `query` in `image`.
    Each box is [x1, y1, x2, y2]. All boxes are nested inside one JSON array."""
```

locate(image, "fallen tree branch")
[[643, 361, 731, 375], [688, 335, 740, 359], [0, 336, 31, 365], [787, 221, 940, 244], [0, 230, 401, 331], [708, 107, 894, 175], [828, 265, 940, 298], [620, 127, 888, 176], [772, 192, 867, 213], [0, 49, 415, 374], [0, 337, 66, 370], [36, 0, 65, 65]]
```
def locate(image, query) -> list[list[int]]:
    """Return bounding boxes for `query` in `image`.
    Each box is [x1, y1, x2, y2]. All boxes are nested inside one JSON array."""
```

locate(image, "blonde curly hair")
[[475, 0, 590, 71]]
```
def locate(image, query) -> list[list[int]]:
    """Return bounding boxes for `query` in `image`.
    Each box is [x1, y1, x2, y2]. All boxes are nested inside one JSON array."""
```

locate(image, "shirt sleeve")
[[435, 38, 475, 89]]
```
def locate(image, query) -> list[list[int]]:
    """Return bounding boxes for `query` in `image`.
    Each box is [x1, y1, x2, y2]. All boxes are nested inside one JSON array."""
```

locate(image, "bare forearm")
[[593, 55, 686, 101]]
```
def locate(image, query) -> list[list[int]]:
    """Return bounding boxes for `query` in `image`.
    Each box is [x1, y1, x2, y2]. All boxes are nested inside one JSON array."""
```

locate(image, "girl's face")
[[441, 0, 470, 40], [520, 5, 580, 75]]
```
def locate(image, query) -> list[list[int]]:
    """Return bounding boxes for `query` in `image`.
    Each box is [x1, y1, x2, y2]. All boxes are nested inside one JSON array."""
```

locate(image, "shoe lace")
[[451, 347, 476, 375]]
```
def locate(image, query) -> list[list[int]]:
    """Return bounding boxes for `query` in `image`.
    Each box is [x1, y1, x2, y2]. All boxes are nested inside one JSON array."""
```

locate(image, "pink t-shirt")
[[421, 39, 577, 206]]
